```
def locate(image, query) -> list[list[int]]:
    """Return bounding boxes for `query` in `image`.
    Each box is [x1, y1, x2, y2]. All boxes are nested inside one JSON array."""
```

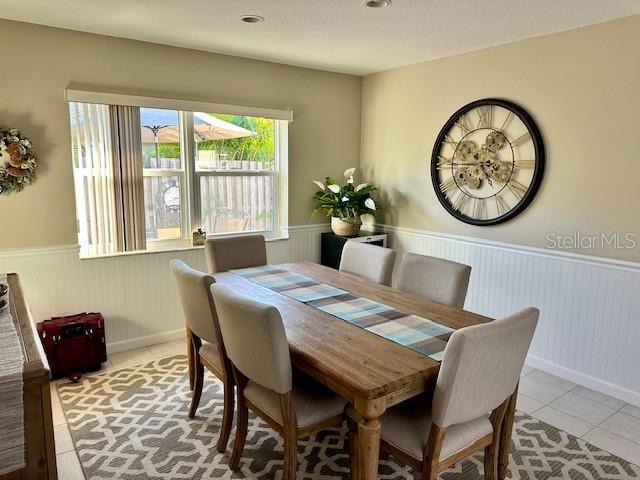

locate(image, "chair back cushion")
[[211, 284, 292, 394], [432, 307, 539, 427], [393, 253, 471, 308], [170, 259, 221, 346], [204, 234, 267, 273], [339, 241, 396, 285]]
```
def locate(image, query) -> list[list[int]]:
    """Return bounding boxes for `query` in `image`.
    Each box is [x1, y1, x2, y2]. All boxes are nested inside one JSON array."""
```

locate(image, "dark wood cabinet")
[[320, 231, 388, 269]]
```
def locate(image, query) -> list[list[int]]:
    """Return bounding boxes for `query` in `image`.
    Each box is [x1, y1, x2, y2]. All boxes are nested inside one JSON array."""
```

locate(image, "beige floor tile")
[[583, 427, 640, 466], [599, 412, 640, 444], [550, 391, 617, 426], [109, 347, 154, 369], [148, 339, 186, 360], [516, 394, 544, 415], [50, 384, 67, 426], [519, 370, 576, 404], [56, 450, 85, 480], [621, 403, 640, 420], [520, 366, 536, 378], [571, 386, 626, 410], [531, 406, 592, 437], [54, 424, 75, 454]]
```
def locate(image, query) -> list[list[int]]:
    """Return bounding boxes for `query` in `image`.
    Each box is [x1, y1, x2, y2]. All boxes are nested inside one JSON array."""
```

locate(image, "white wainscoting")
[[3, 222, 639, 406], [377, 224, 640, 407], [0, 224, 329, 355]]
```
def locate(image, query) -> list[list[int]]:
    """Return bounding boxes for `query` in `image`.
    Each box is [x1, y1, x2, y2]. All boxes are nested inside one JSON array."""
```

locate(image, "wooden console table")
[[1, 274, 57, 480]]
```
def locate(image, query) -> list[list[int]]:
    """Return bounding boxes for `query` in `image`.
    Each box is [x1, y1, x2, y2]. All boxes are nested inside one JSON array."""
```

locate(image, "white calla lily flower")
[[364, 198, 376, 210], [327, 184, 341, 193], [355, 183, 369, 192], [343, 167, 356, 178], [313, 180, 325, 191]]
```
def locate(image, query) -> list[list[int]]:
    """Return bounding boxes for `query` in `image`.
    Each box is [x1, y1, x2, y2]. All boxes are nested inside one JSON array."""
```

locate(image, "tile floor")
[[51, 341, 640, 479]]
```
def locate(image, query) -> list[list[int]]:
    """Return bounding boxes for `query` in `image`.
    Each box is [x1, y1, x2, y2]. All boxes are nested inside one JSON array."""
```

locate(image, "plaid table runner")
[[233, 265, 454, 361]]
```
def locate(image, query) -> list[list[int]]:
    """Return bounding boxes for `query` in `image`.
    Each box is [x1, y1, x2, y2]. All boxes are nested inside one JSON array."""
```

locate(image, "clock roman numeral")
[[452, 191, 470, 212], [477, 105, 493, 128], [495, 195, 510, 216], [455, 114, 472, 135], [439, 177, 457, 194], [500, 111, 514, 131], [443, 134, 459, 151], [473, 198, 487, 220], [516, 159, 535, 169], [507, 179, 528, 200], [437, 155, 454, 170], [511, 132, 531, 147]]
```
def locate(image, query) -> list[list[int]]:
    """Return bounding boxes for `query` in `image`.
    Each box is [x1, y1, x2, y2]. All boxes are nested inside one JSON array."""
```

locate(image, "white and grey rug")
[[58, 355, 640, 480]]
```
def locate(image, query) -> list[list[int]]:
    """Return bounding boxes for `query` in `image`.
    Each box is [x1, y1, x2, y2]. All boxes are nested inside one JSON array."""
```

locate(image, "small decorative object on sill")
[[312, 167, 379, 237], [0, 127, 38, 195], [192, 228, 207, 246]]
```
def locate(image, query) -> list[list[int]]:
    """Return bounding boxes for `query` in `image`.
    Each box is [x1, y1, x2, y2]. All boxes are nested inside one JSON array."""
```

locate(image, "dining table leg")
[[356, 416, 381, 480], [498, 385, 518, 480], [353, 398, 386, 480]]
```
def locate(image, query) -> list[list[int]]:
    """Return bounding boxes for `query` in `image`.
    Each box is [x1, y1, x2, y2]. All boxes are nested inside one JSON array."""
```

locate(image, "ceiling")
[[1, 0, 639, 75]]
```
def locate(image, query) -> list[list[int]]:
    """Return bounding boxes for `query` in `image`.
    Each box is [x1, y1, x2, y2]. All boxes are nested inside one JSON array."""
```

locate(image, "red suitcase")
[[37, 312, 107, 381]]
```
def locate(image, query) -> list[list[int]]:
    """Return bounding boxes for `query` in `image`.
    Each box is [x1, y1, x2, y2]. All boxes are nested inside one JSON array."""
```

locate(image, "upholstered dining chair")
[[169, 259, 234, 453], [347, 307, 539, 480], [393, 252, 472, 308], [211, 284, 348, 480], [339, 241, 397, 285], [204, 234, 267, 273]]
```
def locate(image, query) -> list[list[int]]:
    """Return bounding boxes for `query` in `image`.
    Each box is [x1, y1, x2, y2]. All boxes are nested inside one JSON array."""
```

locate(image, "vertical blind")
[[70, 103, 118, 257]]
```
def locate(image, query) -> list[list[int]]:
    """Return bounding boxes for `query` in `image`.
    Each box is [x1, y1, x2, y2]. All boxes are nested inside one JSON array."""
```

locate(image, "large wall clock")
[[430, 98, 545, 226]]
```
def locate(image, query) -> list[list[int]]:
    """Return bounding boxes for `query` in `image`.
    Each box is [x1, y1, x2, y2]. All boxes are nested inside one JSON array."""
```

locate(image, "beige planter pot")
[[331, 217, 362, 237]]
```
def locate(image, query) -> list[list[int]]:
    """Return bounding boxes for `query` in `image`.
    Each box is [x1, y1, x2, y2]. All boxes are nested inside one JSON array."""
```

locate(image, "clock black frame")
[[430, 98, 545, 226]]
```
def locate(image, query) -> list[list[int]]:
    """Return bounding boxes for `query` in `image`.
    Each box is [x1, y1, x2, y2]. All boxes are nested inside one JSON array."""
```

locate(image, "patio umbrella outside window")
[[141, 110, 257, 166]]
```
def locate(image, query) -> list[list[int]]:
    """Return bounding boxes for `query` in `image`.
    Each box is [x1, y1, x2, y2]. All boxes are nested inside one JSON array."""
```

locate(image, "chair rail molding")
[[0, 224, 330, 355], [376, 223, 640, 407]]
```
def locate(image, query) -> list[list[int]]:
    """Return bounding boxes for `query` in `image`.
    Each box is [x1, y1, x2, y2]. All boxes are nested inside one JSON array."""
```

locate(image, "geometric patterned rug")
[[57, 355, 640, 480]]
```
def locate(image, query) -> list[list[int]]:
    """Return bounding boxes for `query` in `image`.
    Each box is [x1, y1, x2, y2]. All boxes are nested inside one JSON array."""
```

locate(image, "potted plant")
[[312, 167, 378, 237]]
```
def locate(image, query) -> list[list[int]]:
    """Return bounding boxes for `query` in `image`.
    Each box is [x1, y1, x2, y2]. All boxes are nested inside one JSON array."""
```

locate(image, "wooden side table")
[[320, 231, 388, 269]]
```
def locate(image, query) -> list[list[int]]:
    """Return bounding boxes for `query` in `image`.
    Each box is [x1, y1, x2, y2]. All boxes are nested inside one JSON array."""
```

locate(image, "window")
[[141, 108, 185, 241], [69, 99, 289, 257], [193, 112, 277, 235]]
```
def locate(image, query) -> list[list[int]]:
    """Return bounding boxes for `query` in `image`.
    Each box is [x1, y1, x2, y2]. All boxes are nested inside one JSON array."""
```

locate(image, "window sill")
[[79, 231, 290, 260]]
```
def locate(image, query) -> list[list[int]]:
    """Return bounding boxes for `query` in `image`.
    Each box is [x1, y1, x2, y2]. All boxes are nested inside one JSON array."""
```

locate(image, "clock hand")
[[479, 163, 493, 187]]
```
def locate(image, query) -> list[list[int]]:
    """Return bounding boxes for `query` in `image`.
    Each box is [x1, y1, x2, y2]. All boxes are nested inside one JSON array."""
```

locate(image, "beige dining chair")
[[339, 241, 397, 285], [211, 284, 348, 480], [347, 307, 539, 480], [393, 252, 472, 308], [204, 234, 267, 273], [170, 259, 235, 453]]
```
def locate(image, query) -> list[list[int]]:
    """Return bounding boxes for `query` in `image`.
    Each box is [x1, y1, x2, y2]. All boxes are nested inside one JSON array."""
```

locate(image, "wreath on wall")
[[0, 127, 38, 195]]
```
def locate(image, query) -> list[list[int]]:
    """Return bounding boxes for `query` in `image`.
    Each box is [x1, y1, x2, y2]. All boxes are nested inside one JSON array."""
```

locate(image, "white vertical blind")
[[69, 103, 117, 256]]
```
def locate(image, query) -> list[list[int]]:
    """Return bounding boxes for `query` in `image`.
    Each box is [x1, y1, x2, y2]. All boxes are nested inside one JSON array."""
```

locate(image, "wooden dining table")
[[214, 261, 518, 480]]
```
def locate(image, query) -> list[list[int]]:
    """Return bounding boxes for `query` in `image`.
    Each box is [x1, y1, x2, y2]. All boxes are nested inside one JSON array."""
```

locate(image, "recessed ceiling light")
[[241, 15, 264, 24], [364, 0, 392, 7]]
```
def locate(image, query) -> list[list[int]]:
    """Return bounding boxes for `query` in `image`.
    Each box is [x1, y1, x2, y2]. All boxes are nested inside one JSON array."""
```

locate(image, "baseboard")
[[526, 354, 640, 407], [106, 328, 184, 355]]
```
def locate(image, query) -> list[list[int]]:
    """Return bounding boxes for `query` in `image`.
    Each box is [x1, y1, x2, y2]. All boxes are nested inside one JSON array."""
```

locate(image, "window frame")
[[143, 109, 289, 252]]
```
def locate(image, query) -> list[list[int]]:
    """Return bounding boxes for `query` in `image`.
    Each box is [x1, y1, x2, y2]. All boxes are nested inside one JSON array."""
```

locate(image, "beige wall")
[[0, 20, 361, 249], [361, 15, 640, 262]]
